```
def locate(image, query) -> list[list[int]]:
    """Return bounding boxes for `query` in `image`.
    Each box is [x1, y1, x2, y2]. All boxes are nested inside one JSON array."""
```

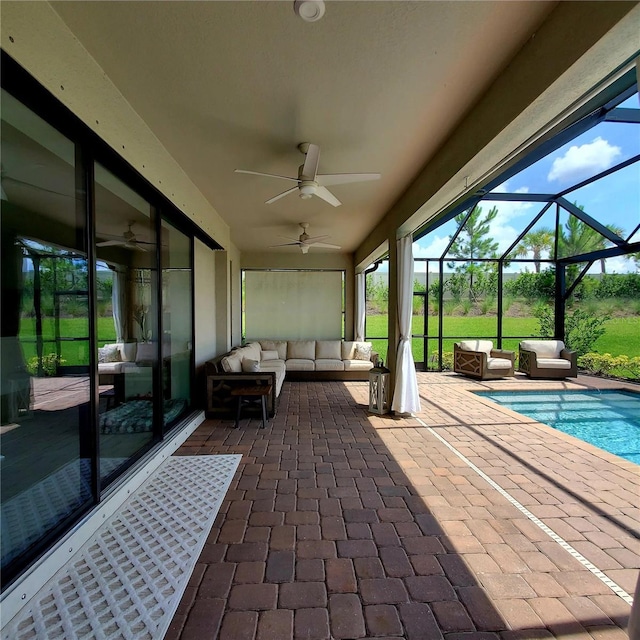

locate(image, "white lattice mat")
[[2, 454, 241, 640]]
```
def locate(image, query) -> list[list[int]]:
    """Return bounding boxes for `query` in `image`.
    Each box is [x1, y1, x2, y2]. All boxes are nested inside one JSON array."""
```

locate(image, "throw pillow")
[[98, 344, 121, 364], [241, 359, 261, 373], [261, 350, 279, 361], [354, 344, 372, 361]]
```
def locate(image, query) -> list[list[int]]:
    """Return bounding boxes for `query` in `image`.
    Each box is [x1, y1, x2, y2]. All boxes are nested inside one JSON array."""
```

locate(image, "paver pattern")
[[168, 373, 639, 639]]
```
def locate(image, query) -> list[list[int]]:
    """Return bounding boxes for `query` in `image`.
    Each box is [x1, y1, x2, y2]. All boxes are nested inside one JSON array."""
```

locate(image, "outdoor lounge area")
[[1, 2, 639, 638]]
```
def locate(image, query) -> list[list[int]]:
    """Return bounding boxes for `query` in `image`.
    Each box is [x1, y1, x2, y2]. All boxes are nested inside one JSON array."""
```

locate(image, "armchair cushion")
[[520, 340, 564, 358], [486, 357, 513, 370], [458, 339, 493, 355], [534, 358, 571, 369]]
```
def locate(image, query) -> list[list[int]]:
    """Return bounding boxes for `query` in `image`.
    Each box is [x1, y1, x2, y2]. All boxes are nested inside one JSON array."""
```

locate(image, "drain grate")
[[2, 454, 241, 640]]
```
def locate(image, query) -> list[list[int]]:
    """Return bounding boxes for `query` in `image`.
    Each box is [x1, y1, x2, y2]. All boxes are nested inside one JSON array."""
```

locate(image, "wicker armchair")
[[518, 340, 577, 379], [453, 340, 515, 380]]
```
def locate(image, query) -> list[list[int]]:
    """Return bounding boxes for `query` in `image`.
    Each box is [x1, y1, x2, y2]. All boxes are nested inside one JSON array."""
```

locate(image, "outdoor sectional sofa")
[[205, 339, 378, 418]]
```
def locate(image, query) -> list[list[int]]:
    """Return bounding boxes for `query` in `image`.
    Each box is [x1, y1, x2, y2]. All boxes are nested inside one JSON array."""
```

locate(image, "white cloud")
[[414, 235, 450, 260], [547, 137, 621, 184], [483, 183, 535, 253]]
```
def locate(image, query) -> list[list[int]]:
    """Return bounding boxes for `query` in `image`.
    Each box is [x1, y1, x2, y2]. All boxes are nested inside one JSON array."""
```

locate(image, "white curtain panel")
[[391, 235, 421, 415], [355, 272, 366, 342], [112, 268, 127, 342]]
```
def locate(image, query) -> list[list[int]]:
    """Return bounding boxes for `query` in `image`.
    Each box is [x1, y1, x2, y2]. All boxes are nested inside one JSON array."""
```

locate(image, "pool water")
[[475, 390, 640, 465]]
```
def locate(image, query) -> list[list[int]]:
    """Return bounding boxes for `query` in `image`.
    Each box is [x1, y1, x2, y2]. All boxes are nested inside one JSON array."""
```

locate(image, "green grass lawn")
[[365, 314, 640, 368], [19, 317, 117, 366]]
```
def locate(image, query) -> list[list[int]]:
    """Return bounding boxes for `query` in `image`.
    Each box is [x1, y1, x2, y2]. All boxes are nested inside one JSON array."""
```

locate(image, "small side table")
[[230, 384, 272, 429]]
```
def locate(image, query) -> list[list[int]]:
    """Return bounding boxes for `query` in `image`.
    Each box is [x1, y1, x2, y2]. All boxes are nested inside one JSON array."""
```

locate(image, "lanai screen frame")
[[411, 71, 639, 371]]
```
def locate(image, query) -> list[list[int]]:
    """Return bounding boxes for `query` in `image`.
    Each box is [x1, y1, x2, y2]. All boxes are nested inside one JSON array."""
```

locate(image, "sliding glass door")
[[161, 219, 193, 432], [94, 163, 159, 483], [1, 70, 200, 589], [0, 89, 92, 583]]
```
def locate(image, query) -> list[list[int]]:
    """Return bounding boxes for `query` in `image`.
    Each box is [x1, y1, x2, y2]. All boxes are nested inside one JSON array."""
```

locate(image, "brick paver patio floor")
[[168, 373, 639, 639]]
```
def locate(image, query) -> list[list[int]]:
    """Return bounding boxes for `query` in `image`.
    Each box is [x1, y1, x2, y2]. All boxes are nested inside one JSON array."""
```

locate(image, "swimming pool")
[[475, 390, 640, 465]]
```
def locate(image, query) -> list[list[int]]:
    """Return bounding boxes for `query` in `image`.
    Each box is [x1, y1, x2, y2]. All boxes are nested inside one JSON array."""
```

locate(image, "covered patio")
[[169, 373, 639, 639]]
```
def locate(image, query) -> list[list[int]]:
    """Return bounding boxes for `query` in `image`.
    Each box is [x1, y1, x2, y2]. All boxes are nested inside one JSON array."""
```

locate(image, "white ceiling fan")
[[96, 222, 152, 252], [270, 222, 341, 254], [235, 142, 380, 207]]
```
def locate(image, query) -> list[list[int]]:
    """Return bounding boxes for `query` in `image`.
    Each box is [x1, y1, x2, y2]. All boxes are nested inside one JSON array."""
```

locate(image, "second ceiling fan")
[[271, 223, 341, 254], [235, 142, 380, 207]]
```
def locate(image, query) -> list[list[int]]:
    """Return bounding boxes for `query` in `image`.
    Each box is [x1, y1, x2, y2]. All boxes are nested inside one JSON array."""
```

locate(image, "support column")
[[387, 233, 400, 387], [555, 263, 566, 340]]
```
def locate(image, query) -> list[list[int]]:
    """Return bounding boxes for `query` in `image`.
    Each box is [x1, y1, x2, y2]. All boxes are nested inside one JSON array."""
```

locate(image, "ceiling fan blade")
[[310, 242, 342, 250], [277, 235, 302, 242], [317, 173, 381, 186], [235, 169, 299, 183], [305, 235, 330, 244], [315, 186, 341, 207], [266, 187, 299, 205], [269, 242, 301, 248], [301, 143, 320, 180], [96, 240, 124, 247]]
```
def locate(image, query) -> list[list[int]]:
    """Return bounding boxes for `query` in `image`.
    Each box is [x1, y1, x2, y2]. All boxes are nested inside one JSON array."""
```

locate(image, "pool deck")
[[170, 373, 640, 639]]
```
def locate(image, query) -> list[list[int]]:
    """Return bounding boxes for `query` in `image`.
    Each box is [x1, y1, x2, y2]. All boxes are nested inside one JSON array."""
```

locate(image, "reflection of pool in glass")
[[475, 390, 640, 465]]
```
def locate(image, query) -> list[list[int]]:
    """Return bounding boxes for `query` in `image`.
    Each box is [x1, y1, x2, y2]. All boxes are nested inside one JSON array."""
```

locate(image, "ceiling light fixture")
[[294, 0, 325, 23]]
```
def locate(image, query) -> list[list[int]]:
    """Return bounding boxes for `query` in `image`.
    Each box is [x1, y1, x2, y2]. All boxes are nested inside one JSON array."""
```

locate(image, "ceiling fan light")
[[299, 184, 316, 199], [294, 0, 325, 22], [301, 244, 310, 254]]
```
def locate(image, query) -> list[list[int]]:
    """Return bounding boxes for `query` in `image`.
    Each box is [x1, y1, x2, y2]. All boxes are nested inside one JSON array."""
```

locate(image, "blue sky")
[[414, 93, 639, 274]]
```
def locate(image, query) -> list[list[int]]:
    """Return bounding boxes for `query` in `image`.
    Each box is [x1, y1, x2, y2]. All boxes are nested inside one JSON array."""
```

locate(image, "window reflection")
[[161, 219, 192, 431], [95, 164, 157, 484], [1, 90, 91, 582]]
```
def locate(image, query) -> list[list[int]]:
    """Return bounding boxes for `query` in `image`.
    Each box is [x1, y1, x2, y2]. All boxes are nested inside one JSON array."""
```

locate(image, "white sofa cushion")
[[286, 358, 315, 371], [97, 362, 124, 375], [119, 342, 138, 362], [136, 342, 156, 362], [258, 360, 286, 396], [316, 340, 341, 360], [221, 352, 242, 373], [486, 357, 513, 370], [288, 341, 316, 360], [244, 342, 262, 361], [315, 359, 345, 372], [459, 340, 493, 355], [520, 340, 565, 358], [535, 357, 571, 369], [342, 341, 373, 360], [259, 340, 288, 360], [344, 359, 374, 371], [261, 350, 279, 361]]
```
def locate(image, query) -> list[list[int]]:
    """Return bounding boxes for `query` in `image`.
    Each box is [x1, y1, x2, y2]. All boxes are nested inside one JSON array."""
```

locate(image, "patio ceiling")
[[49, 1, 558, 254]]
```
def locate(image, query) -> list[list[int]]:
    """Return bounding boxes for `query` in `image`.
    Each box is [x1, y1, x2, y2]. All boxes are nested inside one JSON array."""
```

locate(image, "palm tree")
[[513, 227, 554, 273], [558, 215, 624, 274]]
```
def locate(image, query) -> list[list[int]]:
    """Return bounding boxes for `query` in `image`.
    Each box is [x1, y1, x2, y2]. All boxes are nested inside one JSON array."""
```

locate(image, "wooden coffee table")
[[230, 384, 272, 429]]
